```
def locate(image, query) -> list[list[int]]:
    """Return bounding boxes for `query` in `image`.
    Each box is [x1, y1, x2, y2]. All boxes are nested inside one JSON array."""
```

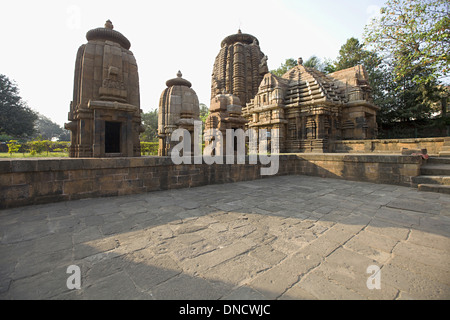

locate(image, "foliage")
[[374, 49, 444, 124], [272, 56, 336, 76], [322, 36, 443, 124], [0, 152, 69, 158], [199, 103, 209, 132], [270, 58, 298, 77], [333, 37, 368, 71], [29, 139, 50, 155], [0, 74, 38, 138], [199, 103, 209, 123], [140, 142, 158, 156], [303, 56, 321, 69], [33, 113, 70, 141], [303, 56, 330, 73], [378, 117, 450, 139], [331, 38, 391, 119], [7, 140, 21, 155], [17, 140, 69, 154], [0, 133, 14, 143], [274, 33, 445, 131], [364, 0, 450, 85], [1, 140, 69, 156], [140, 109, 158, 142]]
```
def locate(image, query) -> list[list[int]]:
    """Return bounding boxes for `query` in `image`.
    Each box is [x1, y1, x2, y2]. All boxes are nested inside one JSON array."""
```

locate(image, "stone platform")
[[0, 175, 449, 300]]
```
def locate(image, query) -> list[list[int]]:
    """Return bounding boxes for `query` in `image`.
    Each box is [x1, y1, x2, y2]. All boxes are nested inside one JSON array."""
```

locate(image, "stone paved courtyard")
[[0, 175, 449, 300]]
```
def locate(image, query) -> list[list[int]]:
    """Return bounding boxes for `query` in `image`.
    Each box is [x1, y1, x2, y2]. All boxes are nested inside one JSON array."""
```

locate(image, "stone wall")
[[0, 154, 423, 209], [333, 137, 446, 155]]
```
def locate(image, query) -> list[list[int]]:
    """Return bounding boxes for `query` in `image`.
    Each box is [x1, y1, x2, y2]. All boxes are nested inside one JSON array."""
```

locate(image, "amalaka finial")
[[238, 29, 242, 34], [298, 57, 303, 65], [177, 70, 182, 78], [105, 20, 114, 29]]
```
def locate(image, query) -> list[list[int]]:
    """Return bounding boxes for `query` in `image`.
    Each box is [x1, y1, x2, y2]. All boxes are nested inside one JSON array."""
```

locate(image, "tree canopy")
[[270, 58, 298, 77], [364, 0, 449, 85], [34, 113, 70, 141], [0, 74, 37, 138], [140, 109, 158, 142]]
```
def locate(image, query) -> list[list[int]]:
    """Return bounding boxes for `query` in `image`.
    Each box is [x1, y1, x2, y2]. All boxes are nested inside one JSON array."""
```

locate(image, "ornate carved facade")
[[211, 29, 268, 106], [242, 58, 379, 153], [65, 20, 143, 157], [210, 31, 379, 153]]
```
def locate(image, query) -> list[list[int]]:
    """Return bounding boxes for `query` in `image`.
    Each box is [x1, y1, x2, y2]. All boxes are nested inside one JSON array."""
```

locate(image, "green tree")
[[303, 56, 326, 72], [334, 37, 367, 71], [7, 140, 21, 156], [141, 109, 158, 142], [0, 74, 37, 138], [34, 113, 68, 141], [272, 56, 337, 75], [364, 0, 449, 85], [270, 58, 298, 77], [199, 103, 209, 123], [328, 38, 392, 122], [379, 52, 443, 123], [199, 103, 209, 132], [29, 139, 50, 155]]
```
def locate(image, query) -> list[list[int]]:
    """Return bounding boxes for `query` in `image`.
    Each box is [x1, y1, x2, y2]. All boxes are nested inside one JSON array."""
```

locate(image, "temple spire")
[[105, 20, 114, 29]]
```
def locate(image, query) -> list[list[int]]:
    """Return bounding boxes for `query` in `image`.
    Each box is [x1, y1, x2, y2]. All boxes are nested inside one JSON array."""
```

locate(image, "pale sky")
[[0, 0, 386, 127]]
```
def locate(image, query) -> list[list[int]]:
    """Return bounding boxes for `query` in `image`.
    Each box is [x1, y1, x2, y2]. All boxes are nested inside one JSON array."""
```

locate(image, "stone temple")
[[210, 30, 379, 153], [210, 29, 268, 106], [206, 30, 266, 152], [158, 71, 200, 156], [65, 20, 143, 158]]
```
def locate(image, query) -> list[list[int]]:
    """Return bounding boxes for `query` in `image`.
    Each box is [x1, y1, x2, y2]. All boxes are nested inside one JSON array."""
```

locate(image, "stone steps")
[[412, 175, 450, 185], [439, 148, 450, 157], [417, 184, 450, 194], [438, 137, 450, 157], [420, 164, 450, 176], [415, 156, 450, 194], [428, 157, 450, 164]]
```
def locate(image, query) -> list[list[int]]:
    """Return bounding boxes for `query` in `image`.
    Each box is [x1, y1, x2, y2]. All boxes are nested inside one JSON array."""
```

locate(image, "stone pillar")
[[93, 110, 103, 157]]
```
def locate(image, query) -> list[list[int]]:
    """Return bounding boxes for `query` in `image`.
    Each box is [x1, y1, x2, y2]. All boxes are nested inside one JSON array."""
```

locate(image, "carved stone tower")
[[158, 71, 200, 156], [211, 30, 268, 106], [65, 20, 143, 158]]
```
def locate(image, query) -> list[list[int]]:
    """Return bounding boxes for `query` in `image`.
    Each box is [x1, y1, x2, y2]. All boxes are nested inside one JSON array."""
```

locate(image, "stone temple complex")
[[210, 30, 379, 153], [65, 20, 143, 158], [65, 24, 379, 158], [157, 71, 200, 156]]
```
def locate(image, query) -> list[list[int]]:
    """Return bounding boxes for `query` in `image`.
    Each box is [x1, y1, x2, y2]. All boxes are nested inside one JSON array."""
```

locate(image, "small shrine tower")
[[158, 71, 200, 156], [65, 20, 143, 157]]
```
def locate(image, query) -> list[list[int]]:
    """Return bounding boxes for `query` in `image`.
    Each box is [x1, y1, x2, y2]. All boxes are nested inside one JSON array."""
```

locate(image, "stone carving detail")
[[259, 55, 269, 75], [242, 61, 379, 153], [102, 78, 126, 90]]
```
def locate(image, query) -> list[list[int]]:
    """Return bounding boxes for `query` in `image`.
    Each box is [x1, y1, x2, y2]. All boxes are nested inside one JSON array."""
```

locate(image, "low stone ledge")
[[334, 137, 446, 155], [0, 154, 424, 209]]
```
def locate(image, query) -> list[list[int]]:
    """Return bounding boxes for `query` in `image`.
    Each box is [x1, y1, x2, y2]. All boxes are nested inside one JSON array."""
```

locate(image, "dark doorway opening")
[[105, 121, 121, 153]]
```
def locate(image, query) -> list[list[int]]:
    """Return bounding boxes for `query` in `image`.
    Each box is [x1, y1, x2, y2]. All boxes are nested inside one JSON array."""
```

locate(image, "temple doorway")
[[105, 121, 121, 154]]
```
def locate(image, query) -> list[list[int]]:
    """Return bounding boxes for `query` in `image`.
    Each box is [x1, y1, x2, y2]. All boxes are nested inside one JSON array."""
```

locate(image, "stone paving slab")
[[0, 175, 449, 300]]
